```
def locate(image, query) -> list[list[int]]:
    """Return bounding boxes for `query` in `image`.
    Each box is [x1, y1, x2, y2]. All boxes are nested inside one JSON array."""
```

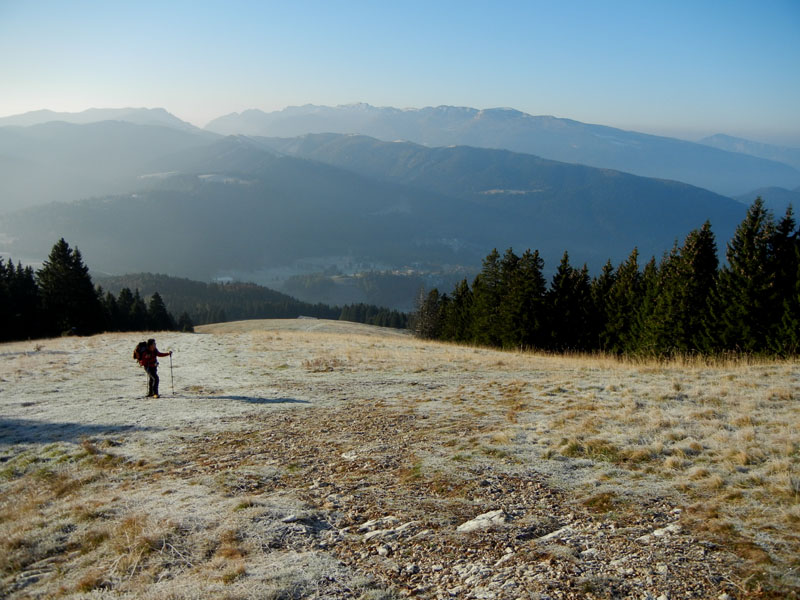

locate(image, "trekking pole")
[[169, 352, 175, 396]]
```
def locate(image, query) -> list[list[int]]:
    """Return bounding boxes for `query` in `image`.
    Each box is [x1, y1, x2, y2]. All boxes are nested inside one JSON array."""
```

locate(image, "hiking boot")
[[153, 394, 159, 399]]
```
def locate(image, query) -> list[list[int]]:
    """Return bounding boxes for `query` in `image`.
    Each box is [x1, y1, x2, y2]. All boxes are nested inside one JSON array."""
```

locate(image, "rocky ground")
[[1, 320, 797, 598]]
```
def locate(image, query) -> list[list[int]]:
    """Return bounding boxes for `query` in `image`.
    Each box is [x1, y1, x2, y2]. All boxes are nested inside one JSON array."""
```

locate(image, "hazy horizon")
[[1, 1, 799, 146]]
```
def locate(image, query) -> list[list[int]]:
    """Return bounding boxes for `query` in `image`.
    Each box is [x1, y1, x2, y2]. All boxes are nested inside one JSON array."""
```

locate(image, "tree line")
[[2, 239, 410, 343], [1, 239, 191, 342], [413, 199, 800, 357]]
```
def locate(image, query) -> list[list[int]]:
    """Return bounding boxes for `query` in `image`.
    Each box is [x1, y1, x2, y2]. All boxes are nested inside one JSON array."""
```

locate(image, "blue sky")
[[1, 0, 798, 144]]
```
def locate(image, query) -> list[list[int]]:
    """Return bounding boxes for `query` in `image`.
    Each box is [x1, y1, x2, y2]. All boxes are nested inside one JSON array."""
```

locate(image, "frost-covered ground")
[[1, 320, 798, 598]]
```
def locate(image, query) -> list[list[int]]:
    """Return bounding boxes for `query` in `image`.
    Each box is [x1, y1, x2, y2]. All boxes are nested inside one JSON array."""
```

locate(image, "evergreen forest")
[[413, 199, 800, 357], [1, 239, 407, 343]]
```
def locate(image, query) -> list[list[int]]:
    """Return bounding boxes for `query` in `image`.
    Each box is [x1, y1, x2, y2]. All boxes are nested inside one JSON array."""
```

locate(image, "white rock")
[[652, 523, 681, 537], [536, 525, 573, 542], [456, 509, 506, 532], [358, 516, 399, 533], [364, 528, 396, 541]]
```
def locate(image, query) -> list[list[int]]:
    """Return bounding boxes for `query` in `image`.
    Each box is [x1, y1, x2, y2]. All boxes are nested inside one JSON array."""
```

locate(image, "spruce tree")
[[516, 249, 548, 349], [631, 255, 665, 355], [129, 289, 149, 331], [470, 249, 502, 346], [769, 206, 799, 353], [546, 252, 591, 351], [440, 279, 473, 342], [498, 248, 524, 348], [36, 239, 104, 336], [711, 199, 776, 352], [776, 247, 800, 354], [148, 292, 176, 331], [0, 260, 8, 341], [603, 248, 641, 354], [116, 288, 135, 331], [590, 260, 616, 351], [413, 288, 443, 339], [679, 222, 718, 353]]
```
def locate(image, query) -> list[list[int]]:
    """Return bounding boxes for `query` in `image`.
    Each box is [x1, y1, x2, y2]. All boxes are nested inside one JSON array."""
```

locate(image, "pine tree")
[[36, 239, 104, 336], [516, 249, 548, 349], [711, 199, 776, 352], [129, 289, 149, 331], [603, 248, 641, 354], [116, 288, 135, 331], [470, 249, 502, 346], [776, 247, 800, 354], [440, 279, 473, 342], [546, 252, 591, 351], [590, 260, 616, 351], [413, 287, 443, 339], [679, 222, 718, 353], [148, 292, 176, 331], [631, 255, 665, 355], [9, 262, 41, 340], [498, 248, 524, 348]]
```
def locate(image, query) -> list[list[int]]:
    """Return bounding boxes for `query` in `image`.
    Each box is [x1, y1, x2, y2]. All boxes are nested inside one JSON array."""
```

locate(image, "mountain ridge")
[[206, 103, 800, 196]]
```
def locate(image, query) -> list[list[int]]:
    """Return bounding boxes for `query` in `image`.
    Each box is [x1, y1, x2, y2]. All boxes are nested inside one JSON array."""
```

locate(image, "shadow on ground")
[[209, 396, 311, 405], [0, 418, 160, 445]]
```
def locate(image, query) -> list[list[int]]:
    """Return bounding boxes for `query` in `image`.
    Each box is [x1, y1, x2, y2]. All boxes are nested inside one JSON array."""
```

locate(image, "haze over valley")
[[2, 104, 797, 309]]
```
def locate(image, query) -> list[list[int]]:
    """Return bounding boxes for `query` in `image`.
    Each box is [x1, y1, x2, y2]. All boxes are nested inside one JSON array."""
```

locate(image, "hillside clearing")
[[1, 319, 798, 598]]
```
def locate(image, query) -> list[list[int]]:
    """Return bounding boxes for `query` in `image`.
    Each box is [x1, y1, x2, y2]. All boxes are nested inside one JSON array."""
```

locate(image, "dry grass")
[[2, 321, 799, 596]]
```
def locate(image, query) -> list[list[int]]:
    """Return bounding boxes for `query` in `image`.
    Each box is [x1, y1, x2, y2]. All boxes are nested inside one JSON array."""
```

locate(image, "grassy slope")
[[1, 320, 798, 598]]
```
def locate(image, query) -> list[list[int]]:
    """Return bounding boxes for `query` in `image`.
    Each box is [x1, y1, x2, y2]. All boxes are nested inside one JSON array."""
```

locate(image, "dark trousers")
[[145, 366, 159, 396]]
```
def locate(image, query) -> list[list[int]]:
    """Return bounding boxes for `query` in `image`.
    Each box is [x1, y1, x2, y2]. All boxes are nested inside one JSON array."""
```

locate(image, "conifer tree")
[[5, 261, 39, 340], [769, 206, 799, 354], [102, 291, 121, 331], [0, 260, 8, 341], [776, 247, 800, 354], [603, 248, 641, 354], [547, 252, 591, 350], [711, 198, 776, 352], [631, 255, 665, 355], [36, 239, 104, 336], [129, 289, 149, 331], [412, 287, 443, 339], [516, 249, 548, 349], [498, 248, 524, 348], [116, 288, 135, 331], [178, 311, 194, 333], [590, 260, 616, 351], [440, 279, 473, 342], [470, 249, 502, 346], [148, 292, 176, 331], [679, 222, 718, 352]]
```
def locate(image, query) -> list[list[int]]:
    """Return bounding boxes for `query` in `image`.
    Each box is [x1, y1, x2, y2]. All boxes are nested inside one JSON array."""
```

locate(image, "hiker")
[[137, 338, 172, 398]]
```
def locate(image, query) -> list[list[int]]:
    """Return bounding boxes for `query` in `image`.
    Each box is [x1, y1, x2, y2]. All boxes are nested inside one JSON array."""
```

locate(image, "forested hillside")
[[415, 199, 800, 356]]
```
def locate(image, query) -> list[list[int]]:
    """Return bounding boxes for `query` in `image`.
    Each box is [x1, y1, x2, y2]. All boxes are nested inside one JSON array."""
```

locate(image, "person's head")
[[147, 338, 156, 349]]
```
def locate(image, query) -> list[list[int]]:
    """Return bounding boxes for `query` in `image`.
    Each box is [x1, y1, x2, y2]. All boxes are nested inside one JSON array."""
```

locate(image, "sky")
[[1, 0, 799, 145]]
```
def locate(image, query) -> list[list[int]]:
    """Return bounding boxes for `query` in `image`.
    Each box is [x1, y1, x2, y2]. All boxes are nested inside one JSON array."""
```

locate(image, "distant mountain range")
[[1, 127, 747, 289], [0, 104, 794, 308], [0, 107, 201, 131], [206, 104, 800, 196], [700, 134, 800, 171]]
